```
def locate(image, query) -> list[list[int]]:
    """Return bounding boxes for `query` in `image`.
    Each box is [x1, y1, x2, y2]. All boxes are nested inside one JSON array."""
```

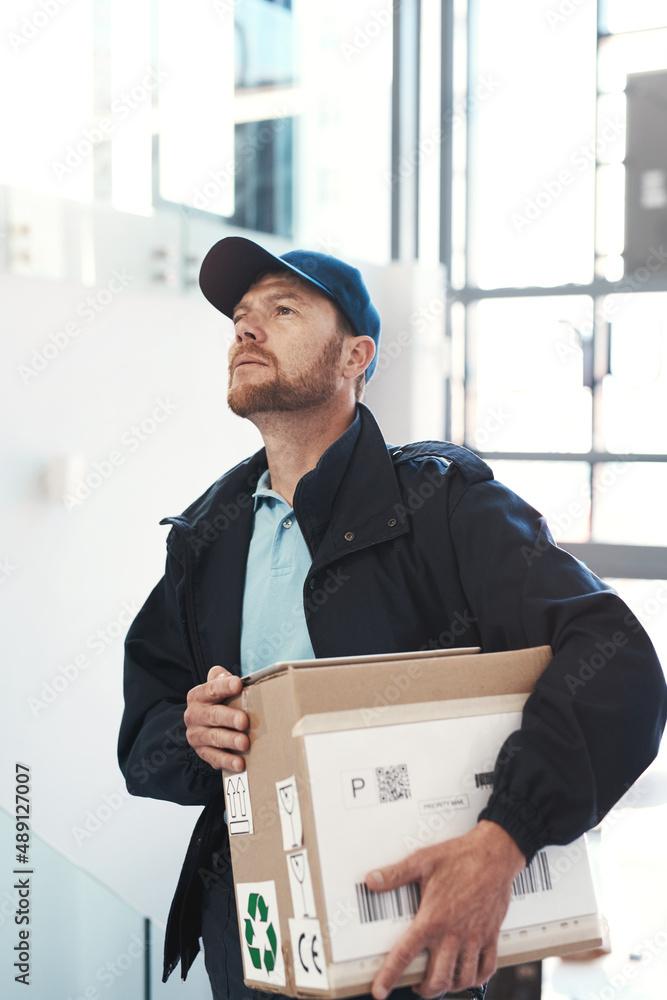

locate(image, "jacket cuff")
[[478, 793, 546, 865]]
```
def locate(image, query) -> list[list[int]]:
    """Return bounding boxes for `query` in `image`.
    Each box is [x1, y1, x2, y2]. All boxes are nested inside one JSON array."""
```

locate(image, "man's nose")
[[235, 315, 266, 343]]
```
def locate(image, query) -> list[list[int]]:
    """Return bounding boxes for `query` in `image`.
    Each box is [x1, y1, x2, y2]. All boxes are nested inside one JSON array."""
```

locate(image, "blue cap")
[[199, 236, 381, 380]]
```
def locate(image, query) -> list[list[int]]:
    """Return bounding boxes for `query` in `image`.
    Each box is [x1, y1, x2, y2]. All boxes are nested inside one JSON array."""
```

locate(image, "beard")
[[227, 334, 345, 418]]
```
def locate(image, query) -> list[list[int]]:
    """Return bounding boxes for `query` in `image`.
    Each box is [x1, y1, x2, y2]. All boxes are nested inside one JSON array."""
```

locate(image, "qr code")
[[375, 764, 411, 803]]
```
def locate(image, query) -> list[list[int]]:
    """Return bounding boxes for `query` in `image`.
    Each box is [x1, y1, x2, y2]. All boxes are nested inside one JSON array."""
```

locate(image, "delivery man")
[[119, 236, 667, 1000]]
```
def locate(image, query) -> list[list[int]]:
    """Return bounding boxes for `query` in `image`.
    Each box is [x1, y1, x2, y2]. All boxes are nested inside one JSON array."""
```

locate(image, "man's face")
[[227, 271, 347, 418]]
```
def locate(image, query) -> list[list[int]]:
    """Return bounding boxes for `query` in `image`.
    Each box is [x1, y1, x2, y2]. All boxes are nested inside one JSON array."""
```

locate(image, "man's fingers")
[[184, 668, 249, 770], [370, 925, 426, 1000], [191, 742, 246, 773], [184, 700, 248, 734], [187, 667, 243, 704], [186, 721, 249, 772], [477, 944, 498, 986], [366, 852, 424, 894], [411, 940, 458, 998], [186, 675, 247, 721], [204, 664, 242, 700], [368, 831, 514, 998], [449, 944, 483, 993], [201, 701, 248, 732], [207, 665, 226, 681], [205, 672, 243, 703], [187, 721, 249, 753]]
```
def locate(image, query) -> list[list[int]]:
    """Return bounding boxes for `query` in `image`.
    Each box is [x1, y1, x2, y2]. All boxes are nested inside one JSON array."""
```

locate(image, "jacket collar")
[[177, 403, 407, 561], [295, 403, 409, 568], [291, 407, 361, 554]]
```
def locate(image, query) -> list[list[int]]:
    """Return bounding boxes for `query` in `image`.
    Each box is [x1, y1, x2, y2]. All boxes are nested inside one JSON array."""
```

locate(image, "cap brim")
[[199, 237, 285, 317], [199, 236, 332, 318]]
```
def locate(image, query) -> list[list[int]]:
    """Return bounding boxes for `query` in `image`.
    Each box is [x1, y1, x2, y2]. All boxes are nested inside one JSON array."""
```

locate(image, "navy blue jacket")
[[118, 403, 667, 982]]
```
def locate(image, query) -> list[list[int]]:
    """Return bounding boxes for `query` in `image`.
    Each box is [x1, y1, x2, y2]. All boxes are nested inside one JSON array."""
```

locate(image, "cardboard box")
[[222, 646, 602, 997]]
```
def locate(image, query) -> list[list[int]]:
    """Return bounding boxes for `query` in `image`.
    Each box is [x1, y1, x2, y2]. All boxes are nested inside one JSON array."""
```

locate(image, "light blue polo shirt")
[[240, 469, 316, 675]]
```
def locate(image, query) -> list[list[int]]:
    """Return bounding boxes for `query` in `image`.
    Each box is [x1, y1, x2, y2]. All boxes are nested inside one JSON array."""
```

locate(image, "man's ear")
[[343, 336, 376, 381]]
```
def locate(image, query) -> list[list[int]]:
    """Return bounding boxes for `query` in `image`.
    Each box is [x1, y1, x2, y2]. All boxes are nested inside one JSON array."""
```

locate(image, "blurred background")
[[1, 0, 666, 997]]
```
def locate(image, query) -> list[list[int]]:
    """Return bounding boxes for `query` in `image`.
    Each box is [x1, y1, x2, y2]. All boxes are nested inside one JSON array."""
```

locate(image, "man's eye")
[[277, 305, 293, 315]]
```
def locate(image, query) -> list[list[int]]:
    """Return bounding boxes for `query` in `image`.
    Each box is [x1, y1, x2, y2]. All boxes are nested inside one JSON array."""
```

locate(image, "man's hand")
[[184, 666, 249, 772], [366, 821, 526, 999]]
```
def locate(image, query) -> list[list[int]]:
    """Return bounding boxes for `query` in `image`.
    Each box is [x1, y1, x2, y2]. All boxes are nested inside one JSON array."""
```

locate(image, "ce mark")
[[298, 931, 323, 975]]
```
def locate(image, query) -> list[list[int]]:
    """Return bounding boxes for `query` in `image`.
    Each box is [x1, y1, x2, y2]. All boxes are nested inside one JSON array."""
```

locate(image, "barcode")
[[474, 771, 494, 789], [355, 881, 421, 924], [512, 851, 552, 898], [375, 764, 411, 803]]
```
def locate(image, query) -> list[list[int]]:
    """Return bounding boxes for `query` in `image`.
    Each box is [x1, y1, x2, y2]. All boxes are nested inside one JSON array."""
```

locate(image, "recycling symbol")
[[244, 892, 278, 973]]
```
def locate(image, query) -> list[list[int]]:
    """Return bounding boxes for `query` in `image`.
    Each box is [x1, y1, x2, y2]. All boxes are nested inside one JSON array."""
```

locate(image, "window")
[[440, 1, 667, 606]]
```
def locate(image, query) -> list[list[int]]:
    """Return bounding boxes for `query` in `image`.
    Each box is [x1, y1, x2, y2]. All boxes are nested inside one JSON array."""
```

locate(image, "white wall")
[[1, 267, 261, 924]]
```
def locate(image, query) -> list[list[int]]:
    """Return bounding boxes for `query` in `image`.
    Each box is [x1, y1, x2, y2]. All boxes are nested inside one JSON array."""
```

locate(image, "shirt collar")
[[252, 467, 287, 512]]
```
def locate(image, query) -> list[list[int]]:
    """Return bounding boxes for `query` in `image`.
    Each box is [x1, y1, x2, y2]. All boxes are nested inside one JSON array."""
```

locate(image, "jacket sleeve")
[[448, 476, 667, 862], [117, 547, 220, 806]]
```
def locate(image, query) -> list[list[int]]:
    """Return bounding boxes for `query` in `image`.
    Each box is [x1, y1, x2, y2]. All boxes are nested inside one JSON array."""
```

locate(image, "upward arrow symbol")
[[226, 777, 238, 818], [235, 776, 247, 815]]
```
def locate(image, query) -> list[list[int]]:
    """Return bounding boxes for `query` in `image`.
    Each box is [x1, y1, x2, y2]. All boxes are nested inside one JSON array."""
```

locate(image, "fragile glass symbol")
[[279, 783, 298, 846], [289, 852, 308, 916]]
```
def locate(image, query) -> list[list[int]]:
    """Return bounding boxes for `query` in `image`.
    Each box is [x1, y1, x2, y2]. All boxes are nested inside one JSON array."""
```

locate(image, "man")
[[118, 235, 667, 1000]]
